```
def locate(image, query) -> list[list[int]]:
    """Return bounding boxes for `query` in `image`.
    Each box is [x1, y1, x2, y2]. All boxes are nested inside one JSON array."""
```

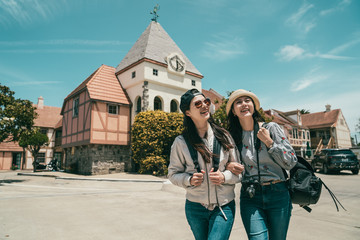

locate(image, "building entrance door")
[[12, 153, 21, 169]]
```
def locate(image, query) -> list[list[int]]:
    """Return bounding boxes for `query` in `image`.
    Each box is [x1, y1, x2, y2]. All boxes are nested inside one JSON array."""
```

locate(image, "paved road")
[[0, 170, 359, 240]]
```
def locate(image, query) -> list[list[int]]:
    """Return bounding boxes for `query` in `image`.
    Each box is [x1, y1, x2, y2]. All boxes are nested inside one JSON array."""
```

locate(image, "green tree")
[[259, 108, 274, 123], [19, 128, 49, 172], [212, 97, 228, 128], [300, 109, 310, 114], [131, 110, 183, 175], [0, 84, 37, 142]]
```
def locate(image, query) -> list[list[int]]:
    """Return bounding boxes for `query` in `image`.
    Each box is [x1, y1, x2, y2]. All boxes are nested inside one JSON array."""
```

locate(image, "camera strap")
[[254, 120, 261, 183], [237, 119, 261, 183]]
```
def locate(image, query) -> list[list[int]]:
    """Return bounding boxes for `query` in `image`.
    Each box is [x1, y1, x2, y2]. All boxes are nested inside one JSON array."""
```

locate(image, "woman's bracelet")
[[266, 140, 274, 149]]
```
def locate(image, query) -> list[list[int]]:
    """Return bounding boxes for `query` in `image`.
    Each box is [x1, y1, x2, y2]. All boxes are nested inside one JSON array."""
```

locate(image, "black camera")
[[243, 179, 259, 198], [246, 184, 256, 198]]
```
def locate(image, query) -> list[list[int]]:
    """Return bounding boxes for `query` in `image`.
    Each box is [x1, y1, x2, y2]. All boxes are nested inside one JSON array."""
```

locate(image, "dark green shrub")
[[131, 110, 183, 175]]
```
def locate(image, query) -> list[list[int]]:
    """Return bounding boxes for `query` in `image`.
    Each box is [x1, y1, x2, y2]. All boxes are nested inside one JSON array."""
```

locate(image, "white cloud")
[[276, 45, 305, 61], [0, 49, 124, 54], [0, 40, 131, 46], [286, 3, 316, 34], [202, 34, 245, 61], [320, 0, 351, 16], [290, 74, 327, 92], [328, 37, 360, 55], [314, 53, 353, 60], [0, 0, 69, 27], [0, 65, 62, 87], [286, 3, 314, 25], [276, 44, 354, 62], [12, 81, 61, 86]]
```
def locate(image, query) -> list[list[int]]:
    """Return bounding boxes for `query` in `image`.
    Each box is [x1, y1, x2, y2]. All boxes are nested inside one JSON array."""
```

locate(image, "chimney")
[[37, 96, 44, 109], [325, 104, 331, 112]]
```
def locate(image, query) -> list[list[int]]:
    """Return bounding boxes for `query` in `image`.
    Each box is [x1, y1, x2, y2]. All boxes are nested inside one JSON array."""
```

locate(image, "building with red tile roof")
[[0, 97, 63, 170], [301, 105, 351, 152], [60, 65, 131, 175]]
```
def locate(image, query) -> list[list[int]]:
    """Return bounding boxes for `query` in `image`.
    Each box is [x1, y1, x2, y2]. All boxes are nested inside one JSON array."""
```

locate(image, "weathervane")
[[150, 4, 160, 22]]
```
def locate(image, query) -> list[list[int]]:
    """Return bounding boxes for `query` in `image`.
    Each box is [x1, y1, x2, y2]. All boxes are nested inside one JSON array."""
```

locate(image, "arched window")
[[170, 100, 178, 112], [136, 97, 141, 113], [154, 97, 162, 110]]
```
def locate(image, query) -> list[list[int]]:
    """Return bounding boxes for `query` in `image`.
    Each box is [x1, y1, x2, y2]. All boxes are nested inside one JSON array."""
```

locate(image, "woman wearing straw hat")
[[225, 89, 297, 240], [168, 88, 243, 240]]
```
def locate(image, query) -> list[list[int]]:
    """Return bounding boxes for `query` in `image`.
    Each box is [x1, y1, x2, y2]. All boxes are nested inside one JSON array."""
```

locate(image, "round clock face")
[[169, 55, 185, 72]]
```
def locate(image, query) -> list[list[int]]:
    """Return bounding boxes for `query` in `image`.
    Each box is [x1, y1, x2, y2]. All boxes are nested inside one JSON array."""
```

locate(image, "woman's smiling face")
[[185, 95, 211, 123], [232, 96, 254, 119]]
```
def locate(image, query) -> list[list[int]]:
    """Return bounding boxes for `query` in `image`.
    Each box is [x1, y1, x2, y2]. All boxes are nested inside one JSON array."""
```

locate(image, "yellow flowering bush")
[[131, 110, 183, 175], [139, 156, 168, 176]]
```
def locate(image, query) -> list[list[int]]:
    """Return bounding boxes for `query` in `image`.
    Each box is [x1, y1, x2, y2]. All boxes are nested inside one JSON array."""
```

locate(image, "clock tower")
[[115, 21, 203, 122]]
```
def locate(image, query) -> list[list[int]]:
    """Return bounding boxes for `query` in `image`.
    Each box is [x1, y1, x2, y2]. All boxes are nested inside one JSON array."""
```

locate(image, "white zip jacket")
[[168, 126, 241, 208]]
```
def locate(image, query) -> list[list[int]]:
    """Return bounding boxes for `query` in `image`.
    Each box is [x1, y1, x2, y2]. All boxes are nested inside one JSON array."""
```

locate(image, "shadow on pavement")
[[0, 179, 26, 186]]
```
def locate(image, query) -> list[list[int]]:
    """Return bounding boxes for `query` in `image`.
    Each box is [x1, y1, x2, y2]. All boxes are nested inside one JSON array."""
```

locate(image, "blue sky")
[[1, 0, 359, 140]]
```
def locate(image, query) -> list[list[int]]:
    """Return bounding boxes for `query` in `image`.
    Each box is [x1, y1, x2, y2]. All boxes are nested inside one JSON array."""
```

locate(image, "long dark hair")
[[182, 115, 234, 163], [227, 98, 265, 147]]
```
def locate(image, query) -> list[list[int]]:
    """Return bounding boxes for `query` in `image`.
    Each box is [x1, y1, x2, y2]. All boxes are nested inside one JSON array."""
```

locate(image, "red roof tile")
[[64, 65, 131, 105], [301, 109, 340, 129], [33, 105, 62, 128], [0, 141, 22, 152]]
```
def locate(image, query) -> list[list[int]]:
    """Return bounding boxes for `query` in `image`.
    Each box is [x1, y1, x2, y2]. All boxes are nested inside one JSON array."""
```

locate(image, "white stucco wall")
[[117, 61, 202, 123]]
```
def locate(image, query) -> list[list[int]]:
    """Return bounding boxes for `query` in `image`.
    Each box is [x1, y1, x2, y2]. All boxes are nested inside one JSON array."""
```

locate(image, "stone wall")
[[64, 144, 131, 175]]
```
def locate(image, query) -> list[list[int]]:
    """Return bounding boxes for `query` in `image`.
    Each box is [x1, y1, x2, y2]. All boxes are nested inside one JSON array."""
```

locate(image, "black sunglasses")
[[194, 98, 211, 109]]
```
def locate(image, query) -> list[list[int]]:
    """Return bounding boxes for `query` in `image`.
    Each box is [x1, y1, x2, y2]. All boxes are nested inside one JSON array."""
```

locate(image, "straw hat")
[[226, 89, 260, 115]]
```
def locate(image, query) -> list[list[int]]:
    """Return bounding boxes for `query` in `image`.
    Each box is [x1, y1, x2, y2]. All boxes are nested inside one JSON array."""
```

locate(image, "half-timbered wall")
[[91, 102, 130, 145], [62, 91, 92, 148]]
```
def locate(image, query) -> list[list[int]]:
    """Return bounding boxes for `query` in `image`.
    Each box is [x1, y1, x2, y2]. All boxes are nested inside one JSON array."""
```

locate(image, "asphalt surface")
[[0, 170, 359, 240]]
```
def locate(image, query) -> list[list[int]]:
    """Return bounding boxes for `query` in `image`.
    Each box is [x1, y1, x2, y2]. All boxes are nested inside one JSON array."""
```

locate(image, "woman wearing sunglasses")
[[168, 88, 243, 240], [225, 89, 297, 240]]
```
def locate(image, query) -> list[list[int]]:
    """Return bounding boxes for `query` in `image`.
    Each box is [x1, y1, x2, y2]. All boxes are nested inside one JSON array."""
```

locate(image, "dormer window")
[[153, 69, 158, 76], [191, 80, 196, 86], [132, 71, 136, 78]]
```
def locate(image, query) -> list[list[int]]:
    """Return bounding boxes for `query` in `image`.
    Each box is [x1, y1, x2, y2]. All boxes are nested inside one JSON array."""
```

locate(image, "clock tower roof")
[[116, 21, 202, 77]]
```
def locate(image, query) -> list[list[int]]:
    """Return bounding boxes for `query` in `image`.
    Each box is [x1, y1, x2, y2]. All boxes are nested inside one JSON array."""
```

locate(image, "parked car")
[[312, 149, 359, 175]]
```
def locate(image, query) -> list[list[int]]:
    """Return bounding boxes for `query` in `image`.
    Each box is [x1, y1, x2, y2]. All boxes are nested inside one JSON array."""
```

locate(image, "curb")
[[17, 172, 166, 183], [17, 173, 57, 178], [56, 176, 166, 183]]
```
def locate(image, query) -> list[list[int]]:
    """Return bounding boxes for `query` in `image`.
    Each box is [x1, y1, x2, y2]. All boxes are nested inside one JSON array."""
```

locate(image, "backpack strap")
[[183, 135, 201, 173], [182, 133, 221, 173], [212, 136, 221, 172], [321, 179, 347, 212]]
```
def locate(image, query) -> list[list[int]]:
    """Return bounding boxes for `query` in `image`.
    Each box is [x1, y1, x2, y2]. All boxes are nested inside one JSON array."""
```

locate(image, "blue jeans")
[[240, 182, 292, 240], [185, 199, 235, 240]]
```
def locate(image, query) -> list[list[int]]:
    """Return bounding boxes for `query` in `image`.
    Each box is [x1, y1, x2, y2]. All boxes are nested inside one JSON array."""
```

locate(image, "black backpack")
[[285, 156, 346, 213]]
